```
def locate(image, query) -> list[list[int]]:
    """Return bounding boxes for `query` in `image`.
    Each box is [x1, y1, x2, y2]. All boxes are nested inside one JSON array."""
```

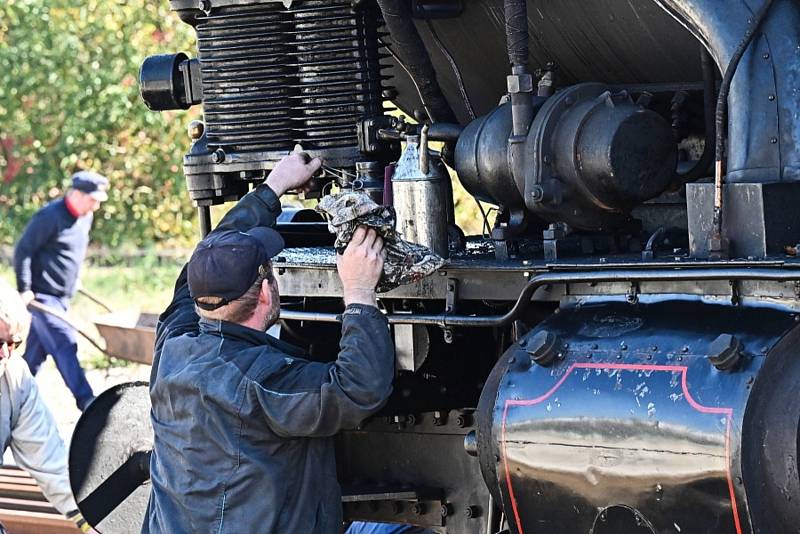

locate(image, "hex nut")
[[708, 333, 744, 371], [526, 330, 561, 367]]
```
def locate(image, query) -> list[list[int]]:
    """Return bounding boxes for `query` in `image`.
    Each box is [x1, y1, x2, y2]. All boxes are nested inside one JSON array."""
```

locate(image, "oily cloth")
[[316, 192, 445, 292]]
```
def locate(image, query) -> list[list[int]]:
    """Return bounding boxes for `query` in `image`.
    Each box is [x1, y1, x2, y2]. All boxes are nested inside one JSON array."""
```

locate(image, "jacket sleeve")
[[251, 304, 394, 438], [9, 361, 78, 515], [13, 211, 55, 293], [152, 184, 283, 373]]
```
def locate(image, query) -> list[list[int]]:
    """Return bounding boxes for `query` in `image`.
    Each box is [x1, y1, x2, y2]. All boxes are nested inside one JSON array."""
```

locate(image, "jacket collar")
[[63, 196, 81, 219], [198, 317, 306, 357]]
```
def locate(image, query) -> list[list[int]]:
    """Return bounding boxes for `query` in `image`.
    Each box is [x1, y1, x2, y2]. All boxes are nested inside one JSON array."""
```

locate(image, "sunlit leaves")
[[0, 0, 199, 248]]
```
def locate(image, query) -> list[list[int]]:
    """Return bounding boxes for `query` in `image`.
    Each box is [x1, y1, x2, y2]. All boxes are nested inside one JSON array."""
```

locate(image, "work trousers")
[[23, 293, 94, 411]]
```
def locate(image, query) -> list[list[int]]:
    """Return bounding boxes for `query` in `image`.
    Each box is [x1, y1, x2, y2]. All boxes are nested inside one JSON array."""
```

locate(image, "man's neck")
[[64, 193, 81, 218], [240, 311, 267, 332]]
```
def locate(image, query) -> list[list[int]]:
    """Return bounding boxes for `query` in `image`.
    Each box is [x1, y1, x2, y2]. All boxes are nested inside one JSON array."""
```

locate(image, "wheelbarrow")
[[92, 312, 157, 365], [27, 290, 157, 365]]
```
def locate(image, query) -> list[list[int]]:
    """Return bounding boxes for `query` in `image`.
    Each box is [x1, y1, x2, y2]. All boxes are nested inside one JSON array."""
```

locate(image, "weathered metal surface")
[[337, 409, 492, 534], [390, 0, 703, 123], [277, 247, 800, 310], [687, 182, 800, 259]]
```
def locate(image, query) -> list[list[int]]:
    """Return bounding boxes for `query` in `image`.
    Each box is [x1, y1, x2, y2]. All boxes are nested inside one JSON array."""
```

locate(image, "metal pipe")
[[504, 0, 532, 136], [710, 0, 775, 254], [376, 0, 457, 124], [419, 124, 430, 175], [504, 0, 529, 67], [672, 47, 717, 189], [198, 205, 212, 237], [279, 267, 800, 328]]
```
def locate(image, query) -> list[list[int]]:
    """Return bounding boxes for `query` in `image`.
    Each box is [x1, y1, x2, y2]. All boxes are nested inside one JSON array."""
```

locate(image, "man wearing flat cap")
[[13, 170, 109, 411], [144, 153, 394, 533]]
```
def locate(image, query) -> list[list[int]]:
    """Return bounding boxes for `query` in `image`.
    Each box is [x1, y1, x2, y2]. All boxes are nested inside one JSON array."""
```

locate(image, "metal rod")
[[77, 288, 114, 314], [198, 205, 212, 238], [486, 493, 497, 533], [27, 300, 109, 356], [419, 124, 430, 175], [279, 267, 800, 328]]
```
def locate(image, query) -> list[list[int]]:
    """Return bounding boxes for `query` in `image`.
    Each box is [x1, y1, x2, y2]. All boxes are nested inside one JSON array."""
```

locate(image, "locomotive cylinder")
[[140, 0, 390, 205]]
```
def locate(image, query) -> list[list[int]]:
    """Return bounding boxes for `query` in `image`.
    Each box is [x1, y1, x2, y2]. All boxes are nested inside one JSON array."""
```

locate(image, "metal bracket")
[[730, 280, 741, 305], [626, 282, 640, 304], [443, 278, 459, 343], [543, 222, 569, 262]]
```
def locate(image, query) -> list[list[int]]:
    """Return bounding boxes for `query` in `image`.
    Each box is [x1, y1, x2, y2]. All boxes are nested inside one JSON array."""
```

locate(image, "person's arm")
[[14, 211, 55, 301], [8, 360, 77, 516], [252, 227, 395, 437], [252, 303, 394, 437], [153, 154, 322, 368]]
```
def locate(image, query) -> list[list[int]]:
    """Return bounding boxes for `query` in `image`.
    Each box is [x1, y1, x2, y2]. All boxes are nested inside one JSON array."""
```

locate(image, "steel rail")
[[279, 267, 800, 328]]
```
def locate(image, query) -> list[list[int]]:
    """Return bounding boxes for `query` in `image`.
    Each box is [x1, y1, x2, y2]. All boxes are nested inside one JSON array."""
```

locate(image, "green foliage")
[[0, 0, 198, 248]]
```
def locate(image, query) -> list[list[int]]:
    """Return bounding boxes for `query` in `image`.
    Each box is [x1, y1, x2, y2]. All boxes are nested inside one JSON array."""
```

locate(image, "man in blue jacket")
[[13, 171, 109, 411], [144, 153, 395, 533]]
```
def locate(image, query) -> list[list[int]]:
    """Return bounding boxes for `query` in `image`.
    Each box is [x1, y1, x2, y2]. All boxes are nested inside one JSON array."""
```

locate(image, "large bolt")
[[526, 330, 561, 367], [708, 333, 745, 371], [456, 412, 473, 428], [465, 505, 481, 519], [211, 148, 226, 163]]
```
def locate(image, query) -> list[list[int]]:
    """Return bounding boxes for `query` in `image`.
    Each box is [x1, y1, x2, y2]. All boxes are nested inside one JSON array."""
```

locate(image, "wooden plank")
[[0, 483, 48, 501], [0, 475, 39, 486], [0, 509, 80, 534], [0, 496, 58, 514], [0, 467, 31, 479], [0, 467, 80, 533]]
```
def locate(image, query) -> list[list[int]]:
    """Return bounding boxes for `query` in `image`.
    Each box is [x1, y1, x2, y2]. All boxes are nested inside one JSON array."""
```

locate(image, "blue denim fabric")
[[346, 522, 433, 534], [22, 293, 94, 410]]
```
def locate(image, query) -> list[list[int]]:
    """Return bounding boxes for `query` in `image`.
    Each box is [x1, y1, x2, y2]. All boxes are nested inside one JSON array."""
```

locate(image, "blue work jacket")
[[143, 184, 395, 533]]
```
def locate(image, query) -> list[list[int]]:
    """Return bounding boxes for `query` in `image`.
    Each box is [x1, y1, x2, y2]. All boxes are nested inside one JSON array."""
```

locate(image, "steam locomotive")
[[70, 1, 800, 533]]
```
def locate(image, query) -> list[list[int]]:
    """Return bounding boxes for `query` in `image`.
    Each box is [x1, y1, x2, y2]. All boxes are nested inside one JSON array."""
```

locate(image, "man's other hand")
[[20, 291, 35, 305], [265, 153, 322, 196], [337, 227, 386, 307]]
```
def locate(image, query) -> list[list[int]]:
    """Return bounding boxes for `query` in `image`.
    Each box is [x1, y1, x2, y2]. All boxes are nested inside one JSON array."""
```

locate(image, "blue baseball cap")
[[71, 171, 110, 201], [187, 227, 285, 311]]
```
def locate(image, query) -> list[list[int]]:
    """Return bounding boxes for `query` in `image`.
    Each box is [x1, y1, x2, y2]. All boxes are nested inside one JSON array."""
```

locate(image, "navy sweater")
[[14, 199, 93, 299]]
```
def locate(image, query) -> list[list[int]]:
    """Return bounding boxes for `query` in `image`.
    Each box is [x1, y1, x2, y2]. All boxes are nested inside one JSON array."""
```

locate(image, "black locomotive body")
[[71, 1, 800, 533]]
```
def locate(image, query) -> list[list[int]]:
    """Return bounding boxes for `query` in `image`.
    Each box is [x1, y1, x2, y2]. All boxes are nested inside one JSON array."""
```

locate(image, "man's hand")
[[20, 291, 34, 305], [265, 153, 322, 197], [337, 227, 386, 307]]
